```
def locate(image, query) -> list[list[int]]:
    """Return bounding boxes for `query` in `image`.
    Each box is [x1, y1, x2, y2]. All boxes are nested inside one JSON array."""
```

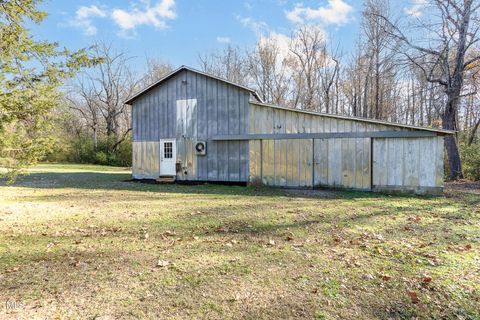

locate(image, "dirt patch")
[[445, 180, 480, 194]]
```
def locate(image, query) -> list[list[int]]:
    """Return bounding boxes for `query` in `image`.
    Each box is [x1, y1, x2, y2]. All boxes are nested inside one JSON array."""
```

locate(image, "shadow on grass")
[[1, 170, 454, 203]]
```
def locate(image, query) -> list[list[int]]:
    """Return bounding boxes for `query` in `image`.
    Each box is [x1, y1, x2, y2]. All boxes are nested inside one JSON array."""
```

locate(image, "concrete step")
[[156, 176, 176, 183]]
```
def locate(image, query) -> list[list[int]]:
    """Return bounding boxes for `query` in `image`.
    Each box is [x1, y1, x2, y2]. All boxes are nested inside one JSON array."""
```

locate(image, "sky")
[[31, 0, 426, 73]]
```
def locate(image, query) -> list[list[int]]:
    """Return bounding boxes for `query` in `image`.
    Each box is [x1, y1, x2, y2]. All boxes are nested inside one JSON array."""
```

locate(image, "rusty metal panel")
[[274, 140, 287, 186], [435, 137, 444, 187], [261, 139, 274, 185], [301, 139, 313, 187], [249, 140, 261, 184], [313, 139, 328, 186], [132, 141, 160, 180]]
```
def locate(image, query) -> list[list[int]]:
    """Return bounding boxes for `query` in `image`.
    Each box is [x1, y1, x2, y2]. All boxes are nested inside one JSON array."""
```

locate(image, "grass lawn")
[[0, 164, 479, 319]]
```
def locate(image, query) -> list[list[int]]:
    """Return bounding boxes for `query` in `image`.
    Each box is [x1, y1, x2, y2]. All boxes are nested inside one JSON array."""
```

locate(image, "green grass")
[[0, 163, 479, 319]]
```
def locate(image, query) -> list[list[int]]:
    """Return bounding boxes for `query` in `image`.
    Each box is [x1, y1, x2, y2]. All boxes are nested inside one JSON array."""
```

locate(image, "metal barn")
[[126, 66, 452, 195]]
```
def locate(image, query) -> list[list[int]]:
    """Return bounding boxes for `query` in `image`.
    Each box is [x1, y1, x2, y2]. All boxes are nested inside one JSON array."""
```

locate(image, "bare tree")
[[319, 44, 341, 113], [88, 42, 138, 151], [362, 0, 400, 119], [141, 58, 173, 87], [198, 45, 248, 85], [246, 37, 291, 105], [374, 0, 480, 179], [67, 76, 101, 149], [289, 26, 326, 110]]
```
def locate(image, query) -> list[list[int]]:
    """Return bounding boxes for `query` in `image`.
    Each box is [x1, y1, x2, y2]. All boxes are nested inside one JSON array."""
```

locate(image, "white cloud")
[[237, 16, 269, 35], [259, 32, 292, 61], [405, 0, 427, 17], [72, 5, 107, 36], [216, 36, 231, 44], [112, 0, 176, 31], [286, 0, 353, 25]]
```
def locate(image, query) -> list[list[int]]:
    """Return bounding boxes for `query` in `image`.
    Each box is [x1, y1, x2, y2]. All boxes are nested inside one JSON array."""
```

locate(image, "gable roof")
[[251, 101, 454, 135], [125, 65, 263, 105]]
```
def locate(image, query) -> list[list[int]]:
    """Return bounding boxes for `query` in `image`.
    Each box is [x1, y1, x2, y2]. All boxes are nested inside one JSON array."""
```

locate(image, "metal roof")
[[250, 101, 454, 135], [125, 65, 264, 105]]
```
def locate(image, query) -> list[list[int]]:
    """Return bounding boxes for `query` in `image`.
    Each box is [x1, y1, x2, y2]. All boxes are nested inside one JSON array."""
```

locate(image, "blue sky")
[[31, 0, 424, 72]]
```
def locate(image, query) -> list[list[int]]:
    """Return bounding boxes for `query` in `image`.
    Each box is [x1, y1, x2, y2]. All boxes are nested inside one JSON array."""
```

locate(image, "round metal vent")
[[195, 141, 207, 155]]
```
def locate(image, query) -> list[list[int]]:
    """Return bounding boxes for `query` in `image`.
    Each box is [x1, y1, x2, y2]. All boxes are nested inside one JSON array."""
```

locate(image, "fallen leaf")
[[380, 274, 392, 281], [422, 276, 432, 283], [407, 290, 420, 304], [465, 244, 472, 250]]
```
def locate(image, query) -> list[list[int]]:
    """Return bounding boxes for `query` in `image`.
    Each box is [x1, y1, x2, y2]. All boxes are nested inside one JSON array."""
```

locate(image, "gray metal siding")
[[248, 103, 444, 192], [372, 136, 444, 191], [132, 69, 250, 182]]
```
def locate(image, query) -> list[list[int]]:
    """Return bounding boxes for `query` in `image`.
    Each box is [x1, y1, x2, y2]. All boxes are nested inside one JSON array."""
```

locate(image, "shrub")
[[43, 133, 132, 167], [461, 142, 480, 181], [94, 151, 108, 165]]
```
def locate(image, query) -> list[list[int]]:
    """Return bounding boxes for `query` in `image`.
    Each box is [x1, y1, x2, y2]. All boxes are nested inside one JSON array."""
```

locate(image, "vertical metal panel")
[[196, 72, 207, 180], [387, 138, 403, 186], [206, 77, 218, 180], [132, 100, 138, 141], [363, 137, 371, 189], [371, 137, 443, 189], [313, 139, 328, 186], [330, 121, 343, 186], [186, 71, 196, 180], [373, 138, 387, 186], [217, 81, 228, 180], [355, 123, 366, 188], [301, 139, 313, 187], [436, 137, 444, 187], [132, 141, 160, 179], [339, 121, 355, 188], [156, 84, 163, 140], [249, 140, 261, 183], [404, 138, 420, 186], [418, 138, 431, 186], [175, 71, 186, 180], [228, 87, 240, 181], [239, 93, 249, 181], [262, 139, 274, 185]]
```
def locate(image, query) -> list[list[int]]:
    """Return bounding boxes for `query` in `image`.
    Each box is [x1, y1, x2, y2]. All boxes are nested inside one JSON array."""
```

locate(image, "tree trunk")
[[467, 119, 480, 146], [443, 97, 463, 180], [93, 127, 97, 150]]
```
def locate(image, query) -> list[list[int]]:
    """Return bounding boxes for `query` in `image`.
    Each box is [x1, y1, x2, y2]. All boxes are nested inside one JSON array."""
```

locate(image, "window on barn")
[[164, 142, 173, 159]]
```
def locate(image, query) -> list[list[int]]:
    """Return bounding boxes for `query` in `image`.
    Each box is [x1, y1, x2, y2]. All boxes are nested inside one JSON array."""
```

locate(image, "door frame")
[[160, 139, 177, 176]]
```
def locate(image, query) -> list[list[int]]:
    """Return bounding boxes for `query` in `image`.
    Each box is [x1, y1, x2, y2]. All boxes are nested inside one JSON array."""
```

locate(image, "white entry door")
[[160, 139, 176, 175]]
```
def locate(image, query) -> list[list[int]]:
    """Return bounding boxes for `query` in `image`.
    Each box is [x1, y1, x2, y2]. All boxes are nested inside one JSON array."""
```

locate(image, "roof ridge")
[[125, 65, 263, 105]]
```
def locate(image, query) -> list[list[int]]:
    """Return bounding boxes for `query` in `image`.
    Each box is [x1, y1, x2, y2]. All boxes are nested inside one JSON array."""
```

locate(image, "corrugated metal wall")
[[132, 69, 250, 181], [131, 70, 445, 193], [373, 137, 444, 192], [248, 104, 444, 192], [132, 141, 160, 179]]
